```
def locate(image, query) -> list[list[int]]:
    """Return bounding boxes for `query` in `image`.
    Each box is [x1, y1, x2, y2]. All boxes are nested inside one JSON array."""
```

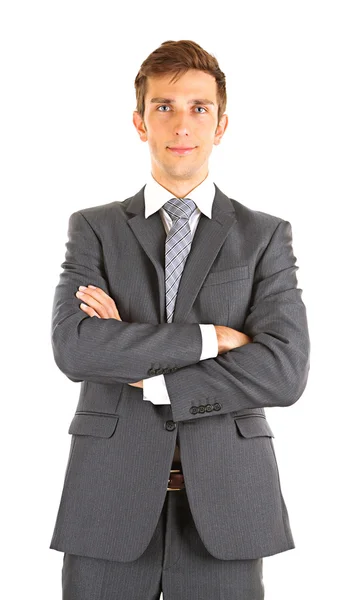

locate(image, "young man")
[[50, 39, 310, 599]]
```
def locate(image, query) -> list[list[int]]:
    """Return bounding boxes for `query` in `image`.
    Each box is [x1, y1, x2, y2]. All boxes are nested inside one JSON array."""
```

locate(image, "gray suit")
[[49, 183, 310, 564]]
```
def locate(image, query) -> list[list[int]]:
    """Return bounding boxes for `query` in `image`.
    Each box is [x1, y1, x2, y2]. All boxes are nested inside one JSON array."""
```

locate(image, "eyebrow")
[[150, 97, 215, 106]]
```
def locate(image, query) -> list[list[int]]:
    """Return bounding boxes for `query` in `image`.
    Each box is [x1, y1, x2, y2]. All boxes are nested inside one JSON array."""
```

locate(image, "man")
[[50, 39, 310, 599]]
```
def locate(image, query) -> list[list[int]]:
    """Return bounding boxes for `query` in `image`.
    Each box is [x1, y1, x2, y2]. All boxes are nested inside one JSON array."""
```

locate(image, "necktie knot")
[[163, 197, 197, 223]]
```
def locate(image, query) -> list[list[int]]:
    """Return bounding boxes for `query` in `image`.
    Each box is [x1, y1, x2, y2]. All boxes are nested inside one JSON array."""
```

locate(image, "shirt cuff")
[[143, 374, 171, 404], [199, 324, 218, 360]]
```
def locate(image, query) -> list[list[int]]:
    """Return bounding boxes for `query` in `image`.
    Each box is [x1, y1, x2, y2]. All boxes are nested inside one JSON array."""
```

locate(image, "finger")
[[83, 285, 111, 305], [80, 303, 101, 318], [80, 285, 107, 300], [85, 286, 122, 320], [85, 286, 120, 313], [76, 290, 108, 318], [76, 286, 121, 320]]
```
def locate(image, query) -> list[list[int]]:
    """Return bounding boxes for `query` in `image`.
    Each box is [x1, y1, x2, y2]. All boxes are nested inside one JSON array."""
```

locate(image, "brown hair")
[[134, 40, 227, 127]]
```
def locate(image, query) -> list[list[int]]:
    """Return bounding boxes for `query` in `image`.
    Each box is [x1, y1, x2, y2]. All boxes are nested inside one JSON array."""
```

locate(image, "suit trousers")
[[62, 486, 264, 600]]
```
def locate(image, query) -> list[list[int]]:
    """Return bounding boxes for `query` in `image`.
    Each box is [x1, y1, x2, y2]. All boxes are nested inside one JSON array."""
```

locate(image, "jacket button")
[[190, 407, 198, 415], [148, 368, 155, 375], [154, 368, 163, 375], [213, 403, 222, 411], [170, 367, 177, 372], [198, 405, 206, 413], [206, 404, 213, 412], [165, 420, 176, 431]]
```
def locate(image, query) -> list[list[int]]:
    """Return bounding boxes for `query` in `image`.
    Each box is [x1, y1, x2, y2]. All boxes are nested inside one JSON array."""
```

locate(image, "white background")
[[1, 1, 360, 598]]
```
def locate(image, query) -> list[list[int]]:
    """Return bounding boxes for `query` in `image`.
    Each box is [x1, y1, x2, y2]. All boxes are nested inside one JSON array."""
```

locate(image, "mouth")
[[167, 146, 196, 156]]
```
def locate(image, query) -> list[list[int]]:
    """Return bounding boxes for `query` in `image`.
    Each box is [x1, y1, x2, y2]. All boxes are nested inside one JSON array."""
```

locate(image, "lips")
[[167, 147, 196, 155]]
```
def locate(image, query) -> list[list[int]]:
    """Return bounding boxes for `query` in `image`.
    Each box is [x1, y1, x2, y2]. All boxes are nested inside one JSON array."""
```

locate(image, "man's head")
[[133, 40, 228, 194]]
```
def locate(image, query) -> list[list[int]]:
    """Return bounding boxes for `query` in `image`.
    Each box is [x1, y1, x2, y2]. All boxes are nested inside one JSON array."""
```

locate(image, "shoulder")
[[77, 198, 130, 221], [229, 196, 285, 227], [229, 197, 288, 235], [69, 195, 135, 231]]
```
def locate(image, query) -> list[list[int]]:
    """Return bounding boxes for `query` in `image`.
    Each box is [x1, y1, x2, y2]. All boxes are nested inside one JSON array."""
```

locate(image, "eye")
[[156, 105, 207, 113]]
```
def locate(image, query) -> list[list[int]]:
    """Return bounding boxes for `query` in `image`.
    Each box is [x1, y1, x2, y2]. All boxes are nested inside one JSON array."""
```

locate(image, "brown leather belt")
[[167, 468, 185, 491]]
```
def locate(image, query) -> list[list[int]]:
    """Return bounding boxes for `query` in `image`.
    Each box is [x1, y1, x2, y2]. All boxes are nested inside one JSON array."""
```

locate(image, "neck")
[[150, 170, 208, 199]]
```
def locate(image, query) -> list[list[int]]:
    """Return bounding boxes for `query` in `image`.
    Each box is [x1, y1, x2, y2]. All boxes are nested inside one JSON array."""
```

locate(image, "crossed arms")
[[51, 210, 310, 422]]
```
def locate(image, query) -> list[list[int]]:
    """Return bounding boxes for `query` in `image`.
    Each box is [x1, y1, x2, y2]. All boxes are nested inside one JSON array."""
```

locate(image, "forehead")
[[145, 69, 217, 102]]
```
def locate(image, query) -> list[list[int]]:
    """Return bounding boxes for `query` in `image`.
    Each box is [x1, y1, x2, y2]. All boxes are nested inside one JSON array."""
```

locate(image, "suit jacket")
[[49, 183, 310, 562]]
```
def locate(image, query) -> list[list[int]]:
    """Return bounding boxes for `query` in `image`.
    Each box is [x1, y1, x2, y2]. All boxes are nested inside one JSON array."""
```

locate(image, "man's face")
[[133, 69, 228, 186]]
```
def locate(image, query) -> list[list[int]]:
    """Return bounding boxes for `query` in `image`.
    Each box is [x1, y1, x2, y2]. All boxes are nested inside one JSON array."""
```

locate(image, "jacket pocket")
[[202, 264, 249, 287], [234, 415, 275, 438], [68, 411, 119, 438]]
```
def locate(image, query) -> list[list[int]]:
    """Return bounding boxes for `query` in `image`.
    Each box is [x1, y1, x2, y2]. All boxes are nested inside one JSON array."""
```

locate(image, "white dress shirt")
[[142, 172, 219, 404]]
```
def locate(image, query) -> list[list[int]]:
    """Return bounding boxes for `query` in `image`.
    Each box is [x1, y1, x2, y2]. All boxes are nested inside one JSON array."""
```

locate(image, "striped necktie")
[[162, 197, 197, 323]]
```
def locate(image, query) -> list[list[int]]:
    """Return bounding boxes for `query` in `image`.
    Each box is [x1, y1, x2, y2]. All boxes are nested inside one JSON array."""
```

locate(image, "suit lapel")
[[126, 183, 236, 323]]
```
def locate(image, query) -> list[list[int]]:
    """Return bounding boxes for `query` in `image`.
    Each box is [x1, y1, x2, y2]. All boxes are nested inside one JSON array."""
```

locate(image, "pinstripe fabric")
[[62, 489, 264, 599], [49, 183, 310, 567], [163, 197, 197, 323]]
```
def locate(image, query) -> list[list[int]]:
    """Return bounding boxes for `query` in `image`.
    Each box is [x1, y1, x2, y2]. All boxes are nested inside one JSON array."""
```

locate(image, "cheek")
[[147, 137, 162, 155], [195, 129, 215, 149], [196, 142, 213, 159], [147, 128, 167, 149]]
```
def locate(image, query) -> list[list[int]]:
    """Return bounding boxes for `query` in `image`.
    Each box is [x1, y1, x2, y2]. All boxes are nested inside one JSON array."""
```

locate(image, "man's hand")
[[214, 325, 252, 354], [127, 380, 144, 388], [75, 285, 143, 388], [76, 285, 122, 320]]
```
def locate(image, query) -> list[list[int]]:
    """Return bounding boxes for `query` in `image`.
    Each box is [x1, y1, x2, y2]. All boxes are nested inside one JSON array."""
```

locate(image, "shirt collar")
[[144, 172, 215, 219]]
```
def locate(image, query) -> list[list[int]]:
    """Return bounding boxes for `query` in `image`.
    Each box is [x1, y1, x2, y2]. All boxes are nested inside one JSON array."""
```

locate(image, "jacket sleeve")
[[51, 210, 202, 384], [142, 324, 219, 405], [163, 219, 311, 422]]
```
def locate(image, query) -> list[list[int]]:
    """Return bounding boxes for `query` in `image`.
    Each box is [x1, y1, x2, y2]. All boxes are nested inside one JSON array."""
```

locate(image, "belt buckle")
[[167, 468, 183, 491]]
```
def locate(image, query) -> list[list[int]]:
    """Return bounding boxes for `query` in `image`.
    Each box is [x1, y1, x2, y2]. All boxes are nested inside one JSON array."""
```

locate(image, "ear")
[[214, 113, 228, 146], [133, 111, 148, 142]]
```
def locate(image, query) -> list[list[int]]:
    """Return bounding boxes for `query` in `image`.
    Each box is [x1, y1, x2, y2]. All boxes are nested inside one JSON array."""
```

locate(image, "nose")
[[173, 112, 190, 137], [175, 129, 188, 137]]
